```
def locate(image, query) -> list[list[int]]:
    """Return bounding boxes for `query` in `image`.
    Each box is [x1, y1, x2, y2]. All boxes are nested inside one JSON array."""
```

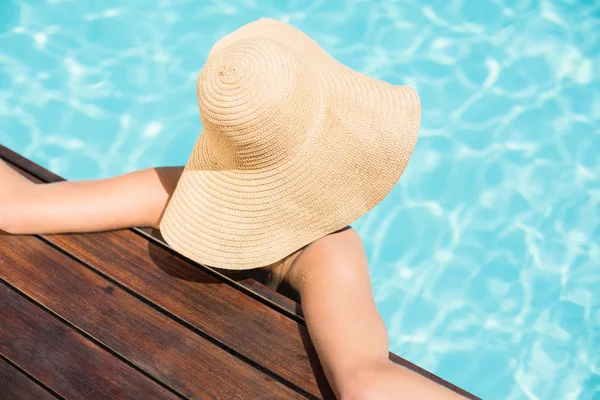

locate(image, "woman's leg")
[[287, 227, 466, 399], [0, 158, 183, 234]]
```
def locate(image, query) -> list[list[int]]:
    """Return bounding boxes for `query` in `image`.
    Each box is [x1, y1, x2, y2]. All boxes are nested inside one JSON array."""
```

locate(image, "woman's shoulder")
[[285, 226, 369, 296], [312, 225, 362, 250], [300, 225, 367, 269]]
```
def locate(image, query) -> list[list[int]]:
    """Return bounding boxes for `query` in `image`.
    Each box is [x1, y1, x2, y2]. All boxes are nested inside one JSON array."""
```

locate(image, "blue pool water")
[[1, 0, 599, 398]]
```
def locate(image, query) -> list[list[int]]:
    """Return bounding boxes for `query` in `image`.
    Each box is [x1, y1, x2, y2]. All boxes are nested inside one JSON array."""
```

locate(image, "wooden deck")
[[0, 144, 478, 399]]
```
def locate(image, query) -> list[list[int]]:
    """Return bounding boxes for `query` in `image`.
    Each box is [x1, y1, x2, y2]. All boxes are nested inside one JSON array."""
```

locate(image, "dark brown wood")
[[45, 230, 327, 397], [138, 227, 304, 309], [0, 357, 57, 400], [0, 144, 479, 400], [0, 235, 305, 399], [0, 283, 180, 400]]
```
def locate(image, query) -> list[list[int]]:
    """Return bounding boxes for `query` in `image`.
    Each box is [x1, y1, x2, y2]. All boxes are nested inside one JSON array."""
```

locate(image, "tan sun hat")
[[159, 17, 421, 270]]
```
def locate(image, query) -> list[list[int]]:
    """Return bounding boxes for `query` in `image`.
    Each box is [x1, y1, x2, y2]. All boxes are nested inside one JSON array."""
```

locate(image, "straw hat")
[[159, 17, 421, 270]]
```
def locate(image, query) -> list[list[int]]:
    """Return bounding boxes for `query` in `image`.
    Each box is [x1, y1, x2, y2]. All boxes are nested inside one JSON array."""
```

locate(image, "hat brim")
[[159, 82, 420, 270]]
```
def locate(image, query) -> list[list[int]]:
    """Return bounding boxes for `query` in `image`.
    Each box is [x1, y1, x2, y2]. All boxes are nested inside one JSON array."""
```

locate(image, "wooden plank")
[[0, 283, 180, 400], [0, 357, 57, 400], [138, 227, 304, 309], [0, 144, 479, 399], [46, 230, 329, 397], [0, 235, 306, 399]]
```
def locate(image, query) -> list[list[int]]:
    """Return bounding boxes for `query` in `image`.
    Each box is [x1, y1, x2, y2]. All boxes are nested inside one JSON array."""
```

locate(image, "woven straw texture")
[[159, 18, 421, 270]]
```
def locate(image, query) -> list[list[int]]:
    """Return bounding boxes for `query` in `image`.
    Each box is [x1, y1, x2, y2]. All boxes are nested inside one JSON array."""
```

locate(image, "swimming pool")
[[1, 0, 598, 398]]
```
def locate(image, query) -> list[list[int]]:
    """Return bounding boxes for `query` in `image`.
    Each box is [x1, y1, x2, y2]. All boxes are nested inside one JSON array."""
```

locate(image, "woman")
[[0, 18, 465, 400]]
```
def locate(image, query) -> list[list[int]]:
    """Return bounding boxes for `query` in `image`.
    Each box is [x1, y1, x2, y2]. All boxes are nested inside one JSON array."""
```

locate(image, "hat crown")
[[197, 37, 321, 170]]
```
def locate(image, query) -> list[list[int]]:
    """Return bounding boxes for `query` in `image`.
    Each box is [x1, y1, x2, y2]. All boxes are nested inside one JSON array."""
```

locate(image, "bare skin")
[[0, 158, 465, 400]]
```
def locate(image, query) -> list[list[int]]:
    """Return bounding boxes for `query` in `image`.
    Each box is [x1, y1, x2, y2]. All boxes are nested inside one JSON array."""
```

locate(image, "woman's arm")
[[285, 227, 467, 399], [0, 158, 184, 235]]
